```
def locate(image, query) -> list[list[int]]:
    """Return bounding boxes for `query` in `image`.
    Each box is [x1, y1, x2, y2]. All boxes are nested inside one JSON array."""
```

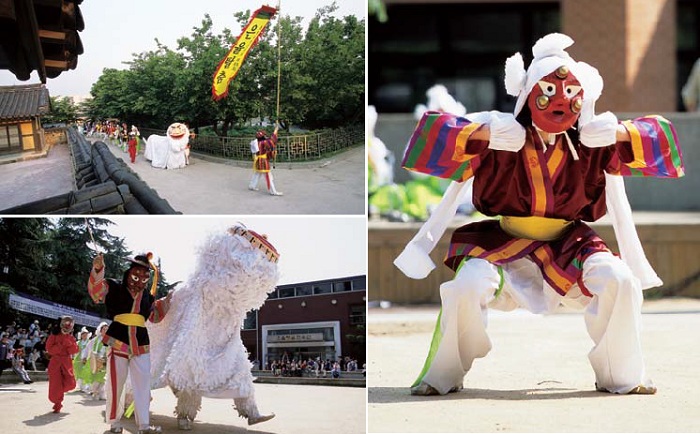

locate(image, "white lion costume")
[[147, 225, 280, 429], [144, 123, 190, 169]]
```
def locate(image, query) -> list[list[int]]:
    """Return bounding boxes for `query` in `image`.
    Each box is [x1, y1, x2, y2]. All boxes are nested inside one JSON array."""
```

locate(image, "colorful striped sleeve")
[[616, 115, 684, 178], [401, 111, 485, 182], [148, 297, 170, 323], [88, 267, 108, 303]]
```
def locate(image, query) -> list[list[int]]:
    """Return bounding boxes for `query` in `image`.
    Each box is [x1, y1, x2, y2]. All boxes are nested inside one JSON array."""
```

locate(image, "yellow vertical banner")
[[212, 5, 277, 101]]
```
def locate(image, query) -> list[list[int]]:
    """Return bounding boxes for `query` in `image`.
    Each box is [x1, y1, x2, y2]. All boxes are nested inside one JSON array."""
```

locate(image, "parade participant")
[[128, 133, 138, 163], [248, 125, 283, 196], [88, 322, 109, 400], [88, 252, 172, 434], [394, 33, 684, 397], [147, 225, 279, 429], [131, 125, 142, 154], [46, 316, 80, 413], [73, 327, 92, 393], [144, 123, 190, 170]]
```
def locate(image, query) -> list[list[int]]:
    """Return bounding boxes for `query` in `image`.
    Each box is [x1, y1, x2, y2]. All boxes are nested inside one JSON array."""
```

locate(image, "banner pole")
[[275, 0, 282, 128]]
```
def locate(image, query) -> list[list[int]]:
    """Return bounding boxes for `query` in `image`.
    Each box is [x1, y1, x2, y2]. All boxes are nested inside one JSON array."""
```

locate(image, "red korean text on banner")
[[212, 5, 277, 101]]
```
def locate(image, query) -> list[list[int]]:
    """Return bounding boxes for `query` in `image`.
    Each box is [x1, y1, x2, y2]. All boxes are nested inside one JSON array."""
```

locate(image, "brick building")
[[369, 0, 698, 113], [240, 275, 366, 368]]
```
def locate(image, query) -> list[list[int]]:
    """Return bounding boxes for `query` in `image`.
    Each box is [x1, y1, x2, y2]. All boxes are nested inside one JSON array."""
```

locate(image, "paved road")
[[367, 298, 700, 433], [0, 381, 366, 434], [0, 140, 365, 215], [0, 143, 74, 210], [103, 141, 366, 215]]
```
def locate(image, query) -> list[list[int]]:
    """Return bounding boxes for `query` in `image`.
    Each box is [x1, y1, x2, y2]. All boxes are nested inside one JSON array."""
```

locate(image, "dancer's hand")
[[580, 111, 618, 148], [93, 254, 104, 271], [487, 112, 526, 152]]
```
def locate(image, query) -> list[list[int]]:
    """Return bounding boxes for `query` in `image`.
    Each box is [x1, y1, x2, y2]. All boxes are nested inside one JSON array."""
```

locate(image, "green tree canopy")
[[85, 2, 365, 133], [0, 218, 171, 321], [44, 96, 79, 125]]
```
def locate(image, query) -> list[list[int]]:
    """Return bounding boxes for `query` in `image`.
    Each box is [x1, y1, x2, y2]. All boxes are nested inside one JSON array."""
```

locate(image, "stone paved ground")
[[367, 298, 700, 433], [100, 141, 365, 215], [0, 140, 365, 215], [0, 381, 366, 434], [0, 143, 74, 210]]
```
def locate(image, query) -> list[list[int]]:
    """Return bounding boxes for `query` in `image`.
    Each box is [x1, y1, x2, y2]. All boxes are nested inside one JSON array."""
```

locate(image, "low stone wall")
[[369, 216, 700, 304], [44, 128, 67, 148], [0, 370, 366, 388]]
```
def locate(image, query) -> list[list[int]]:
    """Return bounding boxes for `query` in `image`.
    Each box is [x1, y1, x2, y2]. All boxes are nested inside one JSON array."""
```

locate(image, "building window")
[[313, 283, 333, 295], [243, 310, 257, 330], [0, 124, 22, 153], [351, 277, 366, 291], [333, 281, 352, 292], [349, 304, 366, 326], [369, 2, 560, 113], [278, 286, 295, 298], [296, 285, 313, 296]]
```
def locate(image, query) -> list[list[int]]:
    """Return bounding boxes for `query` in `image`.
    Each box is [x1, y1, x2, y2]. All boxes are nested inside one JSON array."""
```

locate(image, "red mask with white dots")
[[527, 66, 584, 133]]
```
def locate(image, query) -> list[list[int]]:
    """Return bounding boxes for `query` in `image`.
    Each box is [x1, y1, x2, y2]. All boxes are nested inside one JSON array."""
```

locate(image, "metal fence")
[[139, 125, 364, 163]]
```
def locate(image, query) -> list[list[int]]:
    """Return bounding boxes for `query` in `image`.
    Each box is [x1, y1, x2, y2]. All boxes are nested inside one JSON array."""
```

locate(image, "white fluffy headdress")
[[504, 33, 604, 124]]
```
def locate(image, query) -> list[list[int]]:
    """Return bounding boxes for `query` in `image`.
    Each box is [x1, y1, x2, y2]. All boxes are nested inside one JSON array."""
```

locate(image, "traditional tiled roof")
[[0, 0, 85, 82], [0, 84, 50, 121]]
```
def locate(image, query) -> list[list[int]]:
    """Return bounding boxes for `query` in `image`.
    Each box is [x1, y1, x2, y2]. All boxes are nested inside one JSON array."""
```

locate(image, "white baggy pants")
[[249, 171, 282, 195], [105, 349, 152, 430], [417, 252, 650, 395]]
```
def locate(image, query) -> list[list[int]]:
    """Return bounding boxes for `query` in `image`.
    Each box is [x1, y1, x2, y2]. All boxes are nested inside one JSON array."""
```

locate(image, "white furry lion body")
[[147, 229, 279, 425]]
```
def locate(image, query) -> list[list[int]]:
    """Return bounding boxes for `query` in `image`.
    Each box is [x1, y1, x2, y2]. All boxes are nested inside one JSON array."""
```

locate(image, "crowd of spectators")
[[1, 320, 51, 383], [264, 356, 363, 379], [3, 320, 369, 386]]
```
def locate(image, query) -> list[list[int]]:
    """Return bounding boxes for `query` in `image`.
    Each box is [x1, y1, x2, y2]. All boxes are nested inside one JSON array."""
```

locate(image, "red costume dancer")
[[395, 33, 684, 397], [46, 316, 79, 413], [128, 133, 138, 163], [249, 126, 283, 196]]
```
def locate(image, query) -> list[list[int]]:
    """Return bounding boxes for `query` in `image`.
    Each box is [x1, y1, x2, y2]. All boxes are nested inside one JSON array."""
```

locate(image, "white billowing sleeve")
[[394, 180, 472, 279], [604, 173, 662, 289]]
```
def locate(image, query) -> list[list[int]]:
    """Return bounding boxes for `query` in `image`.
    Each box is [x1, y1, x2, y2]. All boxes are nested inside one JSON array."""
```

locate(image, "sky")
[[0, 0, 366, 96], [98, 215, 367, 286]]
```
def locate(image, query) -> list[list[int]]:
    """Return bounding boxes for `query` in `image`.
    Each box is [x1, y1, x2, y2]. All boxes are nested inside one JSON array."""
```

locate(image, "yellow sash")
[[253, 154, 270, 173], [113, 313, 146, 327], [500, 216, 573, 241]]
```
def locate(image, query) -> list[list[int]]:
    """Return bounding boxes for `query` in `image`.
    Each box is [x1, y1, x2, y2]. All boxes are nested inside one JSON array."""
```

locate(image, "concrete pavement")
[[102, 141, 365, 215], [367, 298, 700, 433], [0, 143, 74, 210], [0, 381, 366, 434], [0, 140, 365, 215]]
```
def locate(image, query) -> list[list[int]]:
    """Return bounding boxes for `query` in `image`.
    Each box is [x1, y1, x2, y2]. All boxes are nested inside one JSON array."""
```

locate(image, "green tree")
[[124, 43, 187, 128], [44, 96, 79, 125], [87, 68, 131, 121], [0, 218, 56, 297], [87, 3, 364, 133], [302, 6, 365, 128], [0, 218, 171, 322]]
